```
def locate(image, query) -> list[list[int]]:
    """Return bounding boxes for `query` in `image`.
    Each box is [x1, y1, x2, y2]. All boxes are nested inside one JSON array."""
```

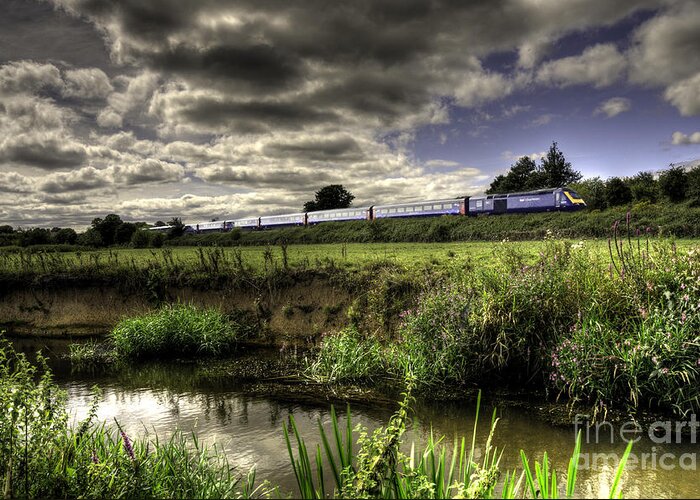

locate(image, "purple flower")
[[121, 431, 135, 461], [91, 450, 99, 464]]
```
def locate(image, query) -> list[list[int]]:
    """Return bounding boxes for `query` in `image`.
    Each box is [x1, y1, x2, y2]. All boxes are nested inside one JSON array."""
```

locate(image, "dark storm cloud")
[[141, 44, 302, 91], [0, 0, 110, 68], [262, 136, 363, 161], [0, 136, 86, 169], [167, 97, 338, 133]]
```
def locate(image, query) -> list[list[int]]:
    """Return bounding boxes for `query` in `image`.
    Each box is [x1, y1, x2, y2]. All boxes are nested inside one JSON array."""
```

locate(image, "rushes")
[[284, 387, 632, 499], [111, 303, 243, 359]]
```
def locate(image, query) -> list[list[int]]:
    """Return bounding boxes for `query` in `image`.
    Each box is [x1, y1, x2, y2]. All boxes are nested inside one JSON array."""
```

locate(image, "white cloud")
[[0, 61, 62, 94], [529, 114, 555, 127], [62, 68, 113, 99], [628, 1, 700, 87], [536, 43, 626, 88], [594, 97, 632, 118], [664, 73, 700, 116], [671, 131, 700, 146]]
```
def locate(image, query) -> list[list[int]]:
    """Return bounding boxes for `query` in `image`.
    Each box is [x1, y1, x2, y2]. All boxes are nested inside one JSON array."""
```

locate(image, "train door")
[[555, 191, 561, 209], [494, 198, 507, 214]]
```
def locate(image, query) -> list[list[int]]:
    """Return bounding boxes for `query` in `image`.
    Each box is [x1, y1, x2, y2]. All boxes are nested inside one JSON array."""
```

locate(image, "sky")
[[1, 0, 699, 229]]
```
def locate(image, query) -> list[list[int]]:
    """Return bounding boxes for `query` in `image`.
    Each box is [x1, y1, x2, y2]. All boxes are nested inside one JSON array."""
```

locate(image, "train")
[[149, 187, 586, 234]]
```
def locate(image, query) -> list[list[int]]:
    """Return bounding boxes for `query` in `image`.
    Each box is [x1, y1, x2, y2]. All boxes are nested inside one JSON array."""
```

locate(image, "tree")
[[539, 142, 582, 187], [486, 142, 581, 193], [77, 228, 103, 247], [52, 228, 77, 245], [303, 184, 355, 212], [167, 217, 186, 238], [627, 171, 659, 203], [486, 156, 537, 194], [570, 178, 607, 210], [154, 220, 167, 227], [0, 225, 14, 234], [658, 166, 688, 203], [605, 177, 633, 207], [114, 222, 137, 245], [91, 214, 123, 246], [687, 166, 700, 205]]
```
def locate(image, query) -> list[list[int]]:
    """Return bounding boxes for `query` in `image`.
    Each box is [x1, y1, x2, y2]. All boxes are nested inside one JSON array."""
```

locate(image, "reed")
[[284, 387, 632, 499], [111, 303, 244, 359]]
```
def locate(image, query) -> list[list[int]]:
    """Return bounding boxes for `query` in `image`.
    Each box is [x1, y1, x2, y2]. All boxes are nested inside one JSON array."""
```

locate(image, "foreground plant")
[[284, 384, 632, 499], [0, 337, 261, 499]]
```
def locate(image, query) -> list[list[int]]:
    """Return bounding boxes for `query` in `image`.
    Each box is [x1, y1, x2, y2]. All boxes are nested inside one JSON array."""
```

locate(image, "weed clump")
[[111, 303, 243, 359]]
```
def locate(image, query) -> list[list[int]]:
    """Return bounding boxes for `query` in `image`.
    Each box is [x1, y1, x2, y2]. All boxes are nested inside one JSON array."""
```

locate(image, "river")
[[11, 336, 700, 498]]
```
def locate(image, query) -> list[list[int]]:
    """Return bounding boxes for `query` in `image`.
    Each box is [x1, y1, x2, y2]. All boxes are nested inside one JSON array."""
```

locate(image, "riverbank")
[[3, 231, 700, 420]]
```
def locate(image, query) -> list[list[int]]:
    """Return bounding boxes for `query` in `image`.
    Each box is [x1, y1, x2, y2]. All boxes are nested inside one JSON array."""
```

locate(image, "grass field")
[[3, 238, 699, 277]]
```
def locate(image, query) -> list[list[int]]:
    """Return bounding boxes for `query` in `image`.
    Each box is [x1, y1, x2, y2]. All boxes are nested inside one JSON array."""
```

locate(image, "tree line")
[[0, 214, 187, 248]]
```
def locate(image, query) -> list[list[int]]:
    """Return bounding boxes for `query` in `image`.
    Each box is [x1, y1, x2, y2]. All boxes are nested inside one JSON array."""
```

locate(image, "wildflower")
[[652, 356, 658, 364], [683, 294, 690, 302], [121, 431, 135, 461], [661, 368, 670, 375], [646, 282, 653, 291], [681, 312, 687, 324], [91, 450, 99, 464], [639, 307, 648, 319], [681, 284, 686, 290]]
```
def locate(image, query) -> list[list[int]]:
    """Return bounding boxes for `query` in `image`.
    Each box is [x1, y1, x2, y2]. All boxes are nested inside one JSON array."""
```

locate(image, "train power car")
[[468, 187, 585, 215]]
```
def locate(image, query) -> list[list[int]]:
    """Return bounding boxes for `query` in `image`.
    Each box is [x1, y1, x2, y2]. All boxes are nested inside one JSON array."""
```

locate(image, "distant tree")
[[131, 228, 150, 248], [19, 228, 51, 246], [0, 225, 13, 234], [167, 217, 186, 238], [658, 166, 688, 203], [570, 177, 607, 210], [487, 142, 581, 193], [486, 156, 538, 194], [77, 228, 103, 247], [154, 220, 167, 227], [303, 184, 354, 212], [114, 222, 137, 245], [687, 166, 700, 205], [539, 142, 582, 187], [52, 228, 77, 245], [91, 214, 123, 246], [605, 177, 633, 206], [627, 171, 659, 203]]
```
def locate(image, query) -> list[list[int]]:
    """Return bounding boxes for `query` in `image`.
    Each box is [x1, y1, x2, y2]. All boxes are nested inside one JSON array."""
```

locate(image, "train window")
[[397, 207, 405, 213], [405, 206, 413, 212], [476, 200, 483, 209], [389, 208, 396, 213], [423, 205, 431, 210], [434, 204, 441, 210]]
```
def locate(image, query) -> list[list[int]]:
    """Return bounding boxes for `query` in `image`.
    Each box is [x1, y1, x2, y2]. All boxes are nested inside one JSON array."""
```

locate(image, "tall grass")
[[308, 223, 700, 416], [111, 303, 245, 359]]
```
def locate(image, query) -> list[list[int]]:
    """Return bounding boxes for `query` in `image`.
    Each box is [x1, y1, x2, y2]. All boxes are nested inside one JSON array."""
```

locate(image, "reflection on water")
[[11, 337, 700, 498]]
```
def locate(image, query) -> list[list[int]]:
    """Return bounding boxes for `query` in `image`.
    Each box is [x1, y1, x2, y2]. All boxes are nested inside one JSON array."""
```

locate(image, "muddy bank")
[[0, 278, 353, 344]]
